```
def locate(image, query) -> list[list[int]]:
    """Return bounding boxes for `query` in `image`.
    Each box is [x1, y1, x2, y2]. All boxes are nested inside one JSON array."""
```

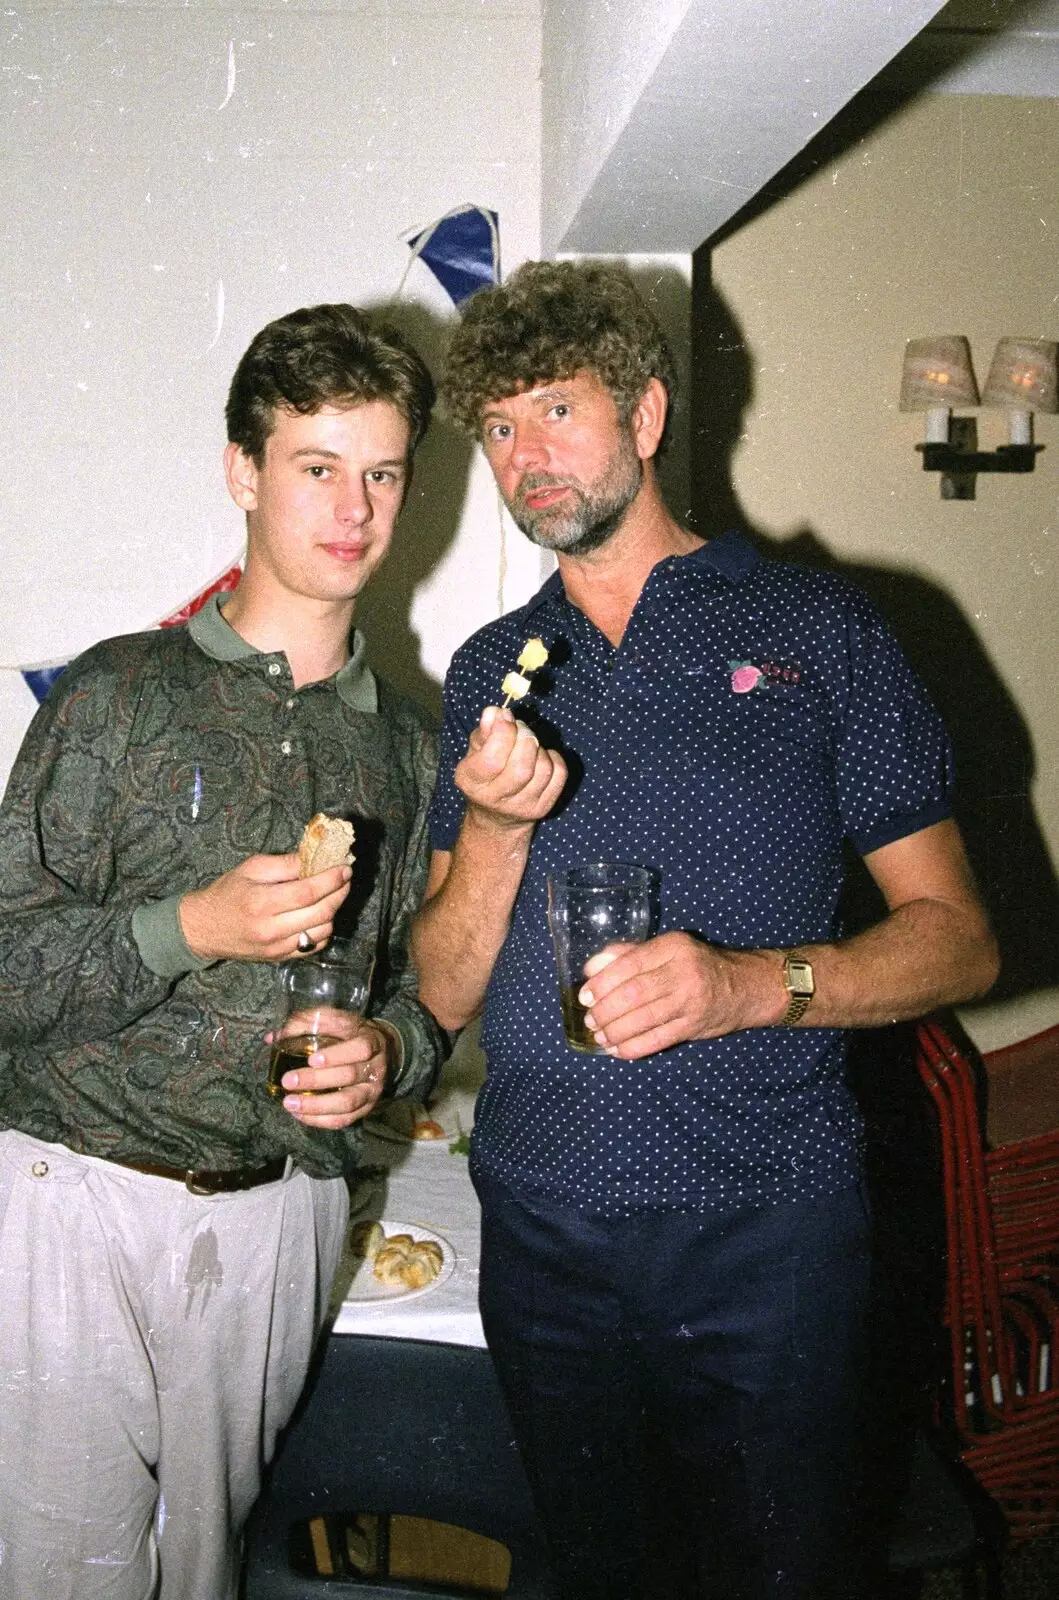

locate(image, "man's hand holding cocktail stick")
[[456, 705, 567, 831], [412, 706, 568, 1033]]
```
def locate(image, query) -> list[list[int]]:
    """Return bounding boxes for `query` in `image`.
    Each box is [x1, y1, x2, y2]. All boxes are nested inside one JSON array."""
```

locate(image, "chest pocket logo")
[[728, 657, 804, 694]]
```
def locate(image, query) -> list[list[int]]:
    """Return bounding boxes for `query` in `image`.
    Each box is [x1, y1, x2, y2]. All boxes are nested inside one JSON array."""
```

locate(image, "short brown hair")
[[226, 303, 435, 463], [441, 260, 677, 441]]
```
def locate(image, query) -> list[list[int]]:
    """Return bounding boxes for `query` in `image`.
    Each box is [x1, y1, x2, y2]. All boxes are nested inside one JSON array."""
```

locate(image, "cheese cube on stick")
[[500, 638, 550, 708], [501, 671, 532, 705], [517, 637, 549, 673]]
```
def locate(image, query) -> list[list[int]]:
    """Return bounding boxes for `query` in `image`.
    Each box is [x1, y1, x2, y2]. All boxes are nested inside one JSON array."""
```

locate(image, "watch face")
[[786, 958, 814, 994]]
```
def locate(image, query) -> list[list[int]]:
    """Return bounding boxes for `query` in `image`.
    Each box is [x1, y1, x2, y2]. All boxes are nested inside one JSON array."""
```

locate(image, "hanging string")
[[389, 204, 509, 620], [495, 487, 510, 617]]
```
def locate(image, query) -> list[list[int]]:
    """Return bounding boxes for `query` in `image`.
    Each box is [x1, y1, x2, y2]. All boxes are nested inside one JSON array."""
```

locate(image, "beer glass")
[[546, 863, 652, 1054], [266, 940, 373, 1098]]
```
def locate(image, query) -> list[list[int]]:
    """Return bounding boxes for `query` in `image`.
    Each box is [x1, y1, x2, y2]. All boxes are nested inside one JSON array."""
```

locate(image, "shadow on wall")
[[353, 298, 472, 719], [624, 262, 694, 528], [689, 252, 1059, 1009]]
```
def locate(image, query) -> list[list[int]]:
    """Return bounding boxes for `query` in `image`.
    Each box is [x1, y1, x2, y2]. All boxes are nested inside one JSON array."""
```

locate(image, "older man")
[[413, 261, 998, 1599]]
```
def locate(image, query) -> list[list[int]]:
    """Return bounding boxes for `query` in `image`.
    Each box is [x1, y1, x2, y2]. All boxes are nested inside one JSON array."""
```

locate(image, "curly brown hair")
[[441, 260, 676, 442], [226, 303, 435, 465]]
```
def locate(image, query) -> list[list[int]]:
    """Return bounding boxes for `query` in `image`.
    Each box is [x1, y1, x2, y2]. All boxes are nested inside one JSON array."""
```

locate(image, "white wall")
[[0, 0, 544, 774], [540, 0, 691, 249]]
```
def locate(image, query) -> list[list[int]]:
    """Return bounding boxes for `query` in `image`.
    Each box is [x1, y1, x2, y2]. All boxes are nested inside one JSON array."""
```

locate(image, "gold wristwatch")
[[777, 950, 814, 1026]]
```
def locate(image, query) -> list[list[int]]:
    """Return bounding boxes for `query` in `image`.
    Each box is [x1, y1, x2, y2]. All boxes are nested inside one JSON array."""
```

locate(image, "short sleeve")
[[834, 596, 954, 856]]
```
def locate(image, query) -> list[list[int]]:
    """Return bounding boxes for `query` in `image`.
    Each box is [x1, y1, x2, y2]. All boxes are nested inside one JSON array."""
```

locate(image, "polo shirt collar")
[[188, 593, 378, 713], [522, 527, 762, 619], [686, 526, 762, 582]]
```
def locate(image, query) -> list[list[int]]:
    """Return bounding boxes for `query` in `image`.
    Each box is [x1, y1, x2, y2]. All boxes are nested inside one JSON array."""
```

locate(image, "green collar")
[[188, 593, 378, 713]]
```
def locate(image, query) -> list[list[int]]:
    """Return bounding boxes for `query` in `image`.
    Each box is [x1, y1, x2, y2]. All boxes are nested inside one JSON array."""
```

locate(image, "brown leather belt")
[[106, 1156, 288, 1196]]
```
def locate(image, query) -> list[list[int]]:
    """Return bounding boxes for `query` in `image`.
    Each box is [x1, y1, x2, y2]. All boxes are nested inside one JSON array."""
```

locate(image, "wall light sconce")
[[982, 337, 1059, 445], [900, 334, 1058, 499]]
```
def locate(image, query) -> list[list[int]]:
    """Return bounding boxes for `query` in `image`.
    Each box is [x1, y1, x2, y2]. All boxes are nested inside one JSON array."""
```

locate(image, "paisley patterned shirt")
[[0, 596, 445, 1178]]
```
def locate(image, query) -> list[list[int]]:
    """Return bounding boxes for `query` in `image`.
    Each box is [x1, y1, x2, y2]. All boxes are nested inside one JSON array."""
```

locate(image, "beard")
[[506, 439, 643, 557]]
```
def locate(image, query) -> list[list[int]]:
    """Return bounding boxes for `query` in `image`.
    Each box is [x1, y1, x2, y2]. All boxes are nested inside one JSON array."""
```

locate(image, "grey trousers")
[[0, 1129, 349, 1600]]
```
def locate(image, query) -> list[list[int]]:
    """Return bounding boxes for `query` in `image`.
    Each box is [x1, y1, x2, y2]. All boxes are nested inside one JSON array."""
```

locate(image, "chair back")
[[912, 1019, 1059, 1540], [243, 1335, 555, 1598]]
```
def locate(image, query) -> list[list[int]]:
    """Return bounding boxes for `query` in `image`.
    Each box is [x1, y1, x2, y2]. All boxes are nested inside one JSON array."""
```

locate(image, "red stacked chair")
[[913, 1018, 1059, 1539]]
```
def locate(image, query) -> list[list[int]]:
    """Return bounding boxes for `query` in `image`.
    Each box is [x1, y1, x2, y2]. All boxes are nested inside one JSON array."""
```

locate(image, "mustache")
[[514, 472, 580, 501]]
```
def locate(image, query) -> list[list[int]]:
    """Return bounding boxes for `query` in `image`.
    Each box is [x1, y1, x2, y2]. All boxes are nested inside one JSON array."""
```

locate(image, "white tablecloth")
[[329, 1032, 487, 1348]]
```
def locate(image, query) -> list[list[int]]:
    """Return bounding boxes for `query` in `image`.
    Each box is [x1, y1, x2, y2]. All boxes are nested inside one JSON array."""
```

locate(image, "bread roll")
[[410, 1117, 446, 1140], [372, 1244, 413, 1286], [397, 1255, 435, 1290], [349, 1220, 385, 1261], [298, 813, 355, 877], [370, 1232, 445, 1290]]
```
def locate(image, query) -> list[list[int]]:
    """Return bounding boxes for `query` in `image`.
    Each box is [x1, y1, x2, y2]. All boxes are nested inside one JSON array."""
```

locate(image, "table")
[[329, 1030, 487, 1347], [244, 1035, 557, 1596]]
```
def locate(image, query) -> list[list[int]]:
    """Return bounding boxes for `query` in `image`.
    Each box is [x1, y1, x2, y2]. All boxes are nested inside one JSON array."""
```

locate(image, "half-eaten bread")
[[297, 813, 356, 878]]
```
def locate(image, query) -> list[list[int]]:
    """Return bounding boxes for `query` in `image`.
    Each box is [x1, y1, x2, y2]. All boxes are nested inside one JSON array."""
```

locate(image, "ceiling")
[[541, 0, 1059, 254]]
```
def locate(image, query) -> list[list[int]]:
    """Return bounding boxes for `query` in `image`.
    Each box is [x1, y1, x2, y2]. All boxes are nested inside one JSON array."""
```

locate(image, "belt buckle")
[[185, 1169, 226, 1196]]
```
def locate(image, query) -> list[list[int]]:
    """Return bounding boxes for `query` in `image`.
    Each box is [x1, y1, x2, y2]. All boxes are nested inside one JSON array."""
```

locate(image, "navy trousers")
[[475, 1175, 872, 1600]]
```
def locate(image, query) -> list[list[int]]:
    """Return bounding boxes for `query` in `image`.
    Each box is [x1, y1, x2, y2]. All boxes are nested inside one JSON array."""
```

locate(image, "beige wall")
[[702, 91, 1059, 1050], [0, 0, 544, 767]]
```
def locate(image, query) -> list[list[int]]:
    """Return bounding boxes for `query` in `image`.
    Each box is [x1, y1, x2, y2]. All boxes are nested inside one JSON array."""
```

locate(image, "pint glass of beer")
[[265, 940, 373, 1098], [546, 863, 652, 1053]]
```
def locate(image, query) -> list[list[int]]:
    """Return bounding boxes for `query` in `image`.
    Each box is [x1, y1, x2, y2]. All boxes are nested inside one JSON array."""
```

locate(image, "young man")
[[413, 261, 999, 1599], [0, 303, 447, 1600]]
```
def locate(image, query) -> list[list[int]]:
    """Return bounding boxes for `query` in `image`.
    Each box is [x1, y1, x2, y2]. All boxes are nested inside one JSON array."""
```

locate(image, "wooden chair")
[[242, 1334, 555, 1598]]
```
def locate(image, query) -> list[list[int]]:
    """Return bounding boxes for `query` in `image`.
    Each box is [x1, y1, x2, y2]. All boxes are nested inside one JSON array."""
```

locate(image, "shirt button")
[[268, 662, 282, 677], [280, 740, 292, 756], [31, 1160, 49, 1178]]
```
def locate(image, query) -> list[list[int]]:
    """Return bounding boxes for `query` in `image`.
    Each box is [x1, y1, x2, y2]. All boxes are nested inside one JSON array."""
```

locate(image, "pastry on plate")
[[373, 1099, 448, 1141], [414, 1239, 444, 1271], [369, 1231, 445, 1290], [411, 1117, 447, 1140], [373, 1244, 415, 1286]]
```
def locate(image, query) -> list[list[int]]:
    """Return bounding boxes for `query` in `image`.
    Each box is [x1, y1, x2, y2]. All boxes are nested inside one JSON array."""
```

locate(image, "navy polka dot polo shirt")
[[429, 530, 954, 1216]]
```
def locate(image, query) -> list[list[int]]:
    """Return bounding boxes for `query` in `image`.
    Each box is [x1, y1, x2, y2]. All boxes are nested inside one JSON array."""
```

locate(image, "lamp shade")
[[981, 338, 1059, 413], [899, 336, 980, 410]]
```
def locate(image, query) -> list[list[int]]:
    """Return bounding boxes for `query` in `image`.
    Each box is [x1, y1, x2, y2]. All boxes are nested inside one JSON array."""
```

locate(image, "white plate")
[[341, 1220, 456, 1304], [366, 1116, 463, 1149], [366, 1102, 468, 1147]]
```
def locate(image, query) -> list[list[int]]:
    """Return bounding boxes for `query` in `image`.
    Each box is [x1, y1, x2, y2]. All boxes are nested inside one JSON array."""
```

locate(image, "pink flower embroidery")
[[730, 663, 763, 694]]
